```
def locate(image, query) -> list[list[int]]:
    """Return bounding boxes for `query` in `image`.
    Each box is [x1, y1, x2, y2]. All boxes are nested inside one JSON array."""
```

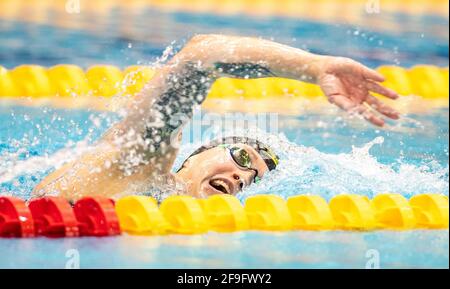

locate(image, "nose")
[[233, 174, 244, 190]]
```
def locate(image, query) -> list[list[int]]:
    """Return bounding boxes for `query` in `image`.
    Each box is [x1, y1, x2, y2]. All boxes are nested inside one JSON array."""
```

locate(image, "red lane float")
[[28, 196, 80, 237], [26, 196, 121, 237], [74, 197, 121, 236], [0, 196, 35, 238]]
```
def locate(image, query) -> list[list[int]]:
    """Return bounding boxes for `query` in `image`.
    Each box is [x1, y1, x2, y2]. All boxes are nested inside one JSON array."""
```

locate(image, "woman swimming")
[[32, 34, 400, 201]]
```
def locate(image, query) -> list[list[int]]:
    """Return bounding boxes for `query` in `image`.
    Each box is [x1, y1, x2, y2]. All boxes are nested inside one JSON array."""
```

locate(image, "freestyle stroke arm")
[[32, 34, 399, 200], [122, 33, 398, 134]]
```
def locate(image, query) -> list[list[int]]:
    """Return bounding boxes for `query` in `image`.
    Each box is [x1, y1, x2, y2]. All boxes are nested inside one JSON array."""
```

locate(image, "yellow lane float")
[[159, 195, 208, 234], [408, 65, 449, 98], [122, 65, 155, 96], [410, 194, 449, 229], [287, 195, 334, 230], [329, 194, 376, 230], [377, 65, 413, 97], [10, 65, 53, 97], [0, 66, 20, 97], [0, 64, 448, 100], [244, 194, 293, 231], [47, 64, 90, 97], [86, 65, 123, 97], [200, 194, 249, 232], [115, 196, 169, 235], [372, 193, 416, 229]]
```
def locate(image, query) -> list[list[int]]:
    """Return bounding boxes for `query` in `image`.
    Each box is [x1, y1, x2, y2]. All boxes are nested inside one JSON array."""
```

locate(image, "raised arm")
[[186, 34, 399, 124], [111, 34, 400, 177], [33, 34, 399, 200], [121, 34, 399, 141]]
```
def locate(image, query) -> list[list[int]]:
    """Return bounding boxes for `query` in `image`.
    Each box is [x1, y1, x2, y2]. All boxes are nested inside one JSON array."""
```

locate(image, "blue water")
[[1, 106, 448, 199], [1, 8, 449, 268], [0, 231, 448, 269], [0, 105, 448, 268], [0, 9, 448, 69]]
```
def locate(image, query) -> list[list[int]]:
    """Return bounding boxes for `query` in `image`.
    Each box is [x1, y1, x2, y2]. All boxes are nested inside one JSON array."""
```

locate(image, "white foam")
[[0, 140, 93, 184]]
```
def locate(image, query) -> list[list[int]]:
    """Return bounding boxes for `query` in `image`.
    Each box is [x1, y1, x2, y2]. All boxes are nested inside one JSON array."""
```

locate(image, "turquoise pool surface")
[[0, 105, 448, 268], [0, 106, 448, 199], [0, 230, 448, 269], [0, 8, 449, 268], [0, 9, 448, 69]]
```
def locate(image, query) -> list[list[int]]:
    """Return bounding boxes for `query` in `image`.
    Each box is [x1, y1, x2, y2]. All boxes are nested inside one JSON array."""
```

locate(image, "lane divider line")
[[1, 65, 448, 99], [0, 193, 448, 238]]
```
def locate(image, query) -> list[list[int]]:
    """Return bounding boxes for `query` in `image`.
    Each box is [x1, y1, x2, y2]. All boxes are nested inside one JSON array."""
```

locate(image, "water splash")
[[0, 106, 119, 198], [173, 120, 449, 201], [233, 131, 448, 201], [0, 140, 92, 185], [1, 117, 448, 200]]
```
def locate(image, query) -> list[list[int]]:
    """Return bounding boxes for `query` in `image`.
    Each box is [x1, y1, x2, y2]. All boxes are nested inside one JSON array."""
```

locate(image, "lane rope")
[[1, 64, 448, 100], [0, 193, 448, 237]]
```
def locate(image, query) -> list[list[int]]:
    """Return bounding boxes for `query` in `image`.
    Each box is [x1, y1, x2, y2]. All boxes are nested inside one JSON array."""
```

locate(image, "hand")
[[317, 56, 399, 126]]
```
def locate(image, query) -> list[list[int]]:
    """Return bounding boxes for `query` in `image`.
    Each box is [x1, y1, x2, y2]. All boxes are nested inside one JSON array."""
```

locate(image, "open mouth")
[[209, 179, 232, 195]]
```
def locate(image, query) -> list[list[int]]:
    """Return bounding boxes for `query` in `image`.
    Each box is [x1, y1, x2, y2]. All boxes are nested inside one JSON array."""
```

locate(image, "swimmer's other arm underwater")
[[33, 34, 400, 201]]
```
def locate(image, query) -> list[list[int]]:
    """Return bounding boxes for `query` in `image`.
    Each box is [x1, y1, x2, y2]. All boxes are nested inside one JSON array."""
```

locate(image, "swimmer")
[[32, 34, 399, 201]]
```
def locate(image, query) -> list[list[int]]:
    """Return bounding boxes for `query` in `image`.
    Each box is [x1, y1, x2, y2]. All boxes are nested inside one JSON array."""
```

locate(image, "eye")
[[231, 148, 251, 168]]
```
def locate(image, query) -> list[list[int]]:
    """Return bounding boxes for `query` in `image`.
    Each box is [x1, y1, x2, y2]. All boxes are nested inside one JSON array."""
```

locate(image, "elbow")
[[174, 34, 225, 66], [190, 34, 209, 43], [189, 34, 221, 46], [176, 34, 218, 63]]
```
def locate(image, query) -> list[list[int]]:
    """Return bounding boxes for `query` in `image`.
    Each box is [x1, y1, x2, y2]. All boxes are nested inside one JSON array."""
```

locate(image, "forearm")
[[125, 34, 326, 117], [171, 34, 327, 82], [32, 141, 180, 200]]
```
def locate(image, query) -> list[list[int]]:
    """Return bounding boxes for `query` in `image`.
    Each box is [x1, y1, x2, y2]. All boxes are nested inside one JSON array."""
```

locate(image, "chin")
[[184, 182, 205, 198], [196, 187, 210, 198], [196, 181, 217, 198]]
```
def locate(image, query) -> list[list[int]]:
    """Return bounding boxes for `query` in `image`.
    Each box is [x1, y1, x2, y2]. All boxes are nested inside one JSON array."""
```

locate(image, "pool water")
[[0, 105, 448, 268], [1, 106, 448, 199], [0, 230, 448, 269], [1, 7, 449, 268], [0, 9, 448, 69]]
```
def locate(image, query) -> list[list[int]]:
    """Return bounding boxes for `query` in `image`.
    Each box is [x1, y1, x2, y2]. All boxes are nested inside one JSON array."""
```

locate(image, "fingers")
[[353, 104, 385, 127], [328, 93, 385, 127], [360, 65, 385, 82], [328, 93, 356, 111], [365, 95, 400, 120], [366, 81, 399, 99]]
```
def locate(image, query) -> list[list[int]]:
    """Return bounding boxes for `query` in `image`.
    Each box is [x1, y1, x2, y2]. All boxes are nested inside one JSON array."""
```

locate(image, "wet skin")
[[175, 144, 269, 197]]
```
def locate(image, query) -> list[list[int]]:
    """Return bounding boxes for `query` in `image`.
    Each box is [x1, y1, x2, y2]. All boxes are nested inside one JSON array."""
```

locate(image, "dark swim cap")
[[177, 136, 279, 172]]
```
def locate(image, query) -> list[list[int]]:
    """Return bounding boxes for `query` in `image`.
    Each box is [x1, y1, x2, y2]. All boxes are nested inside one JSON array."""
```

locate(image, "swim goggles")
[[218, 144, 261, 184], [177, 137, 279, 178]]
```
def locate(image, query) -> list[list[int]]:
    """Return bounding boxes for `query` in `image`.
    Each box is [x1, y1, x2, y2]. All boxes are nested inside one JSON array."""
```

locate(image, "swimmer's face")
[[175, 143, 269, 197]]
